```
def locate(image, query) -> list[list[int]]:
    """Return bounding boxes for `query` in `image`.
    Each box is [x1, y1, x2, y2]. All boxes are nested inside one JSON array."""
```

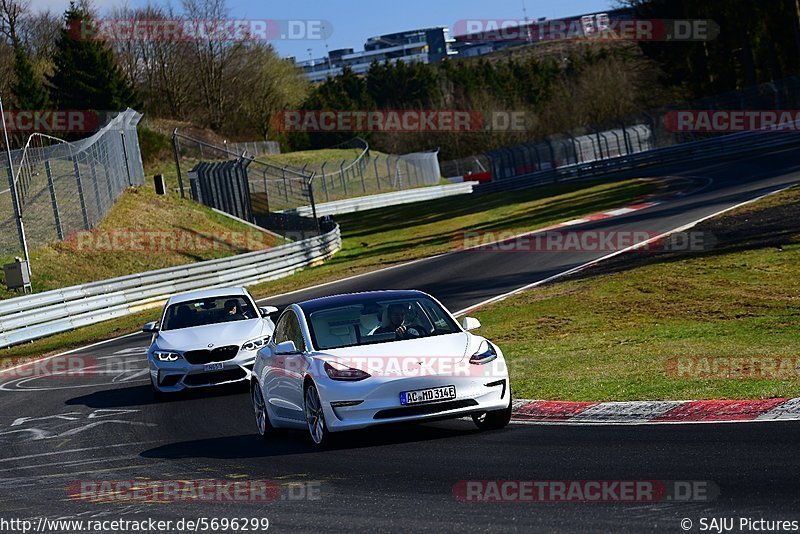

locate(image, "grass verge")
[[474, 186, 800, 401]]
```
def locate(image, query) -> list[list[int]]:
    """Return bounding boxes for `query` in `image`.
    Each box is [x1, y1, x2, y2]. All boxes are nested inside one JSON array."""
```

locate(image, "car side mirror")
[[260, 306, 279, 317], [274, 340, 301, 355], [143, 321, 159, 334], [462, 317, 481, 331]]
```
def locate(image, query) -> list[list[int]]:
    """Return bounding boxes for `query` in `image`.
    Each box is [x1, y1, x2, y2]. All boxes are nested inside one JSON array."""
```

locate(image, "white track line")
[[0, 332, 142, 376], [455, 184, 798, 317]]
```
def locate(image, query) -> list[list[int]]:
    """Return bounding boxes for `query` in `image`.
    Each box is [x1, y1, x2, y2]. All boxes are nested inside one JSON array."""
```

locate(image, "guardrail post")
[[171, 129, 186, 198], [374, 157, 381, 191], [44, 161, 64, 241], [359, 160, 366, 193]]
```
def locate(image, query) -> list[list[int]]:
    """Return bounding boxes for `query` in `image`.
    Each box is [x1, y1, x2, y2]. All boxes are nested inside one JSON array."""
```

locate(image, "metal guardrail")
[[285, 181, 478, 217], [0, 225, 341, 349], [477, 125, 800, 194]]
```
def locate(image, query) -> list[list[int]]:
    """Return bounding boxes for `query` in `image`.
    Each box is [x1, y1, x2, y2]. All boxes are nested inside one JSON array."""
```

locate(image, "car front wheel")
[[304, 382, 330, 447], [252, 381, 277, 439]]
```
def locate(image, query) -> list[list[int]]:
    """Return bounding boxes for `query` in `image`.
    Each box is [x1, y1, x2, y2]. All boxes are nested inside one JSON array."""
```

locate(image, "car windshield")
[[307, 295, 461, 350], [162, 296, 257, 331]]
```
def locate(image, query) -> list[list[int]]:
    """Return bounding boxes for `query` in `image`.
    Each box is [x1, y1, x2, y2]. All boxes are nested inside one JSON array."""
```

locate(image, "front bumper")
[[316, 374, 510, 432], [148, 353, 256, 392]]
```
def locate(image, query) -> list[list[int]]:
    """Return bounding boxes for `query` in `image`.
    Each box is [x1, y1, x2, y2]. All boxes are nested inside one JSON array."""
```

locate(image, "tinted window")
[[162, 296, 256, 330], [306, 295, 460, 350], [274, 310, 306, 352]]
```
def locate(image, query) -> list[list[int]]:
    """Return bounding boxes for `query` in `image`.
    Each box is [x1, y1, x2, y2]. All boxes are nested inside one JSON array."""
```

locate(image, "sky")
[[29, 0, 617, 60]]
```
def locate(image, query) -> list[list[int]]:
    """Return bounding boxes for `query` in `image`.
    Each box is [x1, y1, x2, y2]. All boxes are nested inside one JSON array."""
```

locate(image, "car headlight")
[[242, 336, 271, 352], [154, 350, 182, 362], [469, 340, 497, 365], [324, 361, 371, 381]]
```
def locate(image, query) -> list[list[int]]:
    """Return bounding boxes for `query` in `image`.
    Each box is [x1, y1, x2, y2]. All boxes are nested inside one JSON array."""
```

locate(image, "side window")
[[285, 313, 307, 353], [273, 314, 290, 344], [274, 311, 307, 352]]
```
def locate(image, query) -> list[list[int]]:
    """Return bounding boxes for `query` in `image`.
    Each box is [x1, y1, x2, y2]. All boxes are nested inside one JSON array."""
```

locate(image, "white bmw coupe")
[[250, 290, 511, 446], [144, 287, 277, 396]]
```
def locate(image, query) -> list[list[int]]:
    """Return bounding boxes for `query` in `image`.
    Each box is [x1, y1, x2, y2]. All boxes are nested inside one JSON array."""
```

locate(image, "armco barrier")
[[0, 225, 341, 349], [479, 125, 800, 194], [284, 181, 478, 217]]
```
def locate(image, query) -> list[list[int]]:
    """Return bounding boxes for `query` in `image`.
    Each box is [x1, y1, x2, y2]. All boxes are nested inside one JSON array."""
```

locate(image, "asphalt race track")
[[2, 145, 800, 532]]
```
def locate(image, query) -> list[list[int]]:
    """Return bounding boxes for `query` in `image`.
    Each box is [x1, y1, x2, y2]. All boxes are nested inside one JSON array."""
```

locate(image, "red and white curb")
[[511, 398, 800, 425]]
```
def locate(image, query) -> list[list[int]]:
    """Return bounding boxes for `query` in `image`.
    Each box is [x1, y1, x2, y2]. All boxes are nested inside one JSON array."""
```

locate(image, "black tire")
[[252, 381, 278, 439], [472, 394, 512, 430], [304, 382, 331, 447]]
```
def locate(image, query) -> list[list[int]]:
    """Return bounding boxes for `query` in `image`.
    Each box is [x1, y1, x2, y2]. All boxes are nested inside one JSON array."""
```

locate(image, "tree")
[[11, 41, 48, 109], [48, 2, 139, 111]]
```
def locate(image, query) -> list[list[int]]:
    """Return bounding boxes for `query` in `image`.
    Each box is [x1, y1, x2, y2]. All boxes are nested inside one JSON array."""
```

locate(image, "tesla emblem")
[[208, 343, 214, 348]]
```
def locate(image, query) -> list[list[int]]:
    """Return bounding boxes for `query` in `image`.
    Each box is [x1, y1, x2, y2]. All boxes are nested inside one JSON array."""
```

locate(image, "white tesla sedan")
[[250, 290, 511, 445], [144, 287, 277, 396]]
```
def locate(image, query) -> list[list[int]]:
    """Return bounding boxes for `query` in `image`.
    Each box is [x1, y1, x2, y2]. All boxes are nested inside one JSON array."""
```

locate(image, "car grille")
[[183, 368, 247, 386], [183, 345, 239, 365], [374, 399, 479, 420]]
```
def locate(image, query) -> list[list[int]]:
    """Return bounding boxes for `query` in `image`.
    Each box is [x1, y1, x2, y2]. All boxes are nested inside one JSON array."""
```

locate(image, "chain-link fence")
[[224, 140, 280, 157], [0, 109, 145, 258], [485, 124, 653, 181], [174, 131, 443, 236], [174, 131, 319, 237]]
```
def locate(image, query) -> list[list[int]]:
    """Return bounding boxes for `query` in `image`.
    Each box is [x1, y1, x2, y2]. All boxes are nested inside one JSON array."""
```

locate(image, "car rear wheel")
[[472, 394, 512, 430], [252, 381, 277, 439], [304, 382, 330, 447]]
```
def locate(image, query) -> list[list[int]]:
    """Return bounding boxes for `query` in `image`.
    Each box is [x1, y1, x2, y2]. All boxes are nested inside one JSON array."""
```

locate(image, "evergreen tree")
[[48, 2, 139, 111], [10, 41, 49, 110]]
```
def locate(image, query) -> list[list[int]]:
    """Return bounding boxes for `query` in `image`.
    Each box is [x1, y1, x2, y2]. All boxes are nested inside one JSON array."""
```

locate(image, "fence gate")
[[188, 158, 254, 223]]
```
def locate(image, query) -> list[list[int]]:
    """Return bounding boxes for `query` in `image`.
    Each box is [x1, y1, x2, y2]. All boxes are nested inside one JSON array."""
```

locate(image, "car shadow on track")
[[139, 420, 488, 458], [64, 383, 249, 408]]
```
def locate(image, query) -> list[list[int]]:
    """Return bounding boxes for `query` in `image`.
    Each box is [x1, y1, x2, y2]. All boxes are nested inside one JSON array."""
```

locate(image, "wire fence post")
[[44, 160, 64, 241], [172, 129, 186, 198], [339, 160, 348, 196], [1, 95, 30, 275], [72, 156, 90, 230], [373, 157, 381, 191], [320, 162, 329, 201]]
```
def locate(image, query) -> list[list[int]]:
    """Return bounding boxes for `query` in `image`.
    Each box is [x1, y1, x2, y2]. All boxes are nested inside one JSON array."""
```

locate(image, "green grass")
[[473, 189, 800, 402], [263, 149, 365, 169], [0, 178, 651, 362], [0, 182, 283, 299]]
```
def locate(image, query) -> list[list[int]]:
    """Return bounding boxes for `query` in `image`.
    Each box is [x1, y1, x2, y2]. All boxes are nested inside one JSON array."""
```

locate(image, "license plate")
[[204, 362, 224, 372], [400, 385, 457, 406]]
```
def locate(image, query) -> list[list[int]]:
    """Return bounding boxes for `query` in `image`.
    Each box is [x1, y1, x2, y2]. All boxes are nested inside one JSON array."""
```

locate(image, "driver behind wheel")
[[371, 303, 427, 338]]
